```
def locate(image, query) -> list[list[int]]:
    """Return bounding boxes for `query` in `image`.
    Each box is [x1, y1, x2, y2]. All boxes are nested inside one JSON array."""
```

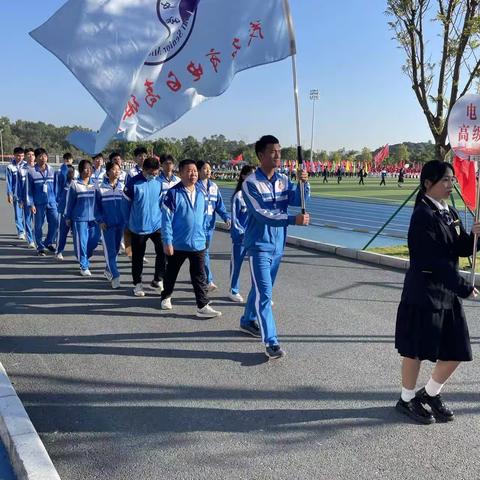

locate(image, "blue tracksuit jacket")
[[26, 165, 57, 207], [95, 178, 126, 227], [230, 190, 248, 244], [65, 178, 96, 222], [123, 173, 162, 235], [162, 182, 207, 252], [242, 169, 310, 253], [201, 179, 230, 234], [6, 160, 24, 198]]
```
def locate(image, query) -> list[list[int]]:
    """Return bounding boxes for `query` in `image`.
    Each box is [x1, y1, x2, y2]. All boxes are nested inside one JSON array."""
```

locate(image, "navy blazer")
[[401, 196, 475, 309]]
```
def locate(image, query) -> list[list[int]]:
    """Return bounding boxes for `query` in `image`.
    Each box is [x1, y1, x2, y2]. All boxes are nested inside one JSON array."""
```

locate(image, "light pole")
[[0, 128, 4, 164], [309, 89, 319, 166]]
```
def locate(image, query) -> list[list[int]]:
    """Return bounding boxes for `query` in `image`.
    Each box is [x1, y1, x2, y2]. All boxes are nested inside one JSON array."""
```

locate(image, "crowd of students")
[[5, 136, 311, 359]]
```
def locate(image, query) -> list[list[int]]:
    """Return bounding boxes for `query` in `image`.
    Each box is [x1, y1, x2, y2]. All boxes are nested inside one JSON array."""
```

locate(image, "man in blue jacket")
[[240, 135, 310, 359], [6, 147, 25, 239], [160, 159, 221, 318], [123, 156, 165, 297]]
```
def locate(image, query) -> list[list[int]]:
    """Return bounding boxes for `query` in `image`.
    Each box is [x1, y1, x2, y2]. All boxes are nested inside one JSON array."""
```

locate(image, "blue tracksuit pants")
[[204, 230, 214, 284], [23, 206, 34, 244], [240, 251, 282, 346], [230, 242, 247, 295], [101, 225, 123, 279], [73, 221, 99, 270], [34, 204, 58, 251], [12, 199, 24, 236], [56, 215, 71, 254]]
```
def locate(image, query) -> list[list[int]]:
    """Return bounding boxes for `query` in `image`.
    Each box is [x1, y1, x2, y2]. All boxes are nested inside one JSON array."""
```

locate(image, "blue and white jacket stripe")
[[65, 178, 96, 222], [6, 160, 24, 197], [57, 179, 74, 215], [162, 182, 208, 252], [230, 190, 248, 244], [16, 163, 33, 204], [26, 165, 57, 207], [201, 179, 230, 233], [242, 169, 310, 252], [95, 177, 126, 227], [157, 173, 180, 204], [91, 167, 106, 188]]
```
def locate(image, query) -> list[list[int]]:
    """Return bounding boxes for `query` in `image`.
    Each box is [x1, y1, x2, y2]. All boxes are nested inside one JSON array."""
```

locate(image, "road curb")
[[216, 223, 480, 286], [0, 363, 61, 480]]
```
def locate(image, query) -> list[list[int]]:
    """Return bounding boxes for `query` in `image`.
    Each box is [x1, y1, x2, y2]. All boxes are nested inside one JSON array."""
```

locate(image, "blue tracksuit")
[[16, 163, 34, 244], [123, 173, 162, 235], [6, 159, 25, 236], [240, 169, 310, 346], [126, 164, 142, 183], [96, 178, 126, 279], [157, 173, 180, 206], [65, 178, 98, 270], [26, 164, 58, 251], [91, 167, 106, 187], [162, 182, 208, 251], [230, 190, 248, 295], [200, 179, 231, 283], [55, 178, 74, 255]]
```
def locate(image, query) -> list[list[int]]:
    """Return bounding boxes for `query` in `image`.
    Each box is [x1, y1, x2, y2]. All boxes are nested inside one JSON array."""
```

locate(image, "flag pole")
[[283, 0, 306, 214], [470, 155, 480, 286]]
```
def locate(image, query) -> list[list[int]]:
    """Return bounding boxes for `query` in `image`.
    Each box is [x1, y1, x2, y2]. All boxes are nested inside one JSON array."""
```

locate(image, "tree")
[[387, 0, 480, 160], [360, 147, 372, 164], [396, 143, 410, 164]]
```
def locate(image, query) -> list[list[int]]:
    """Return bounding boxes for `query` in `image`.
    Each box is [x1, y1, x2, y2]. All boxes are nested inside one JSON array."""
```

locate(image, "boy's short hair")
[[13, 147, 25, 155], [24, 147, 34, 154], [143, 157, 160, 171], [179, 159, 197, 171], [92, 153, 104, 160], [109, 151, 121, 161], [134, 146, 148, 157], [160, 154, 175, 164], [34, 148, 47, 158], [255, 135, 280, 156], [63, 152, 73, 161]]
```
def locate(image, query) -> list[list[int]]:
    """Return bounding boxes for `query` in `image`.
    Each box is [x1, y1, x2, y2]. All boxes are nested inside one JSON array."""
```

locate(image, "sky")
[[0, 0, 434, 152]]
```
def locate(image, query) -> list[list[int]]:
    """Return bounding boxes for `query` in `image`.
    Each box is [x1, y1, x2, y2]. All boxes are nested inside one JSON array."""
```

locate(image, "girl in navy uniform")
[[395, 160, 480, 424]]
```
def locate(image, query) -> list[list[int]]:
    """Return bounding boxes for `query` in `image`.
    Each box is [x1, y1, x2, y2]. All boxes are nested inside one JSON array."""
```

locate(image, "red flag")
[[453, 156, 477, 210], [374, 144, 389, 167], [231, 153, 243, 166]]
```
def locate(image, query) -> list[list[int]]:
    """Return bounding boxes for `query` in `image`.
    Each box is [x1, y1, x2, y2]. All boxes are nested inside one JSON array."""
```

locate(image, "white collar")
[[425, 195, 449, 212]]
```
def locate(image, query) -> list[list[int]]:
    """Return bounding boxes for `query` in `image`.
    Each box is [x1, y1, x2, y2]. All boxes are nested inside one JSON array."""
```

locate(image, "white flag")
[[50, 0, 293, 154], [30, 0, 191, 128]]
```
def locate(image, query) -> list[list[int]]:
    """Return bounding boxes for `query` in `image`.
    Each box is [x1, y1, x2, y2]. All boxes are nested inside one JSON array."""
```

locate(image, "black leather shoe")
[[395, 397, 435, 424], [416, 387, 454, 422]]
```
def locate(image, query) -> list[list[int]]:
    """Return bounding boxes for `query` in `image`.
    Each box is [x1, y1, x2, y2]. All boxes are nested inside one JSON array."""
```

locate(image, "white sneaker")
[[120, 241, 125, 253], [103, 269, 113, 281], [143, 256, 149, 264], [133, 283, 145, 297], [28, 242, 36, 249], [228, 292, 244, 303], [207, 282, 218, 292], [161, 297, 173, 310], [18, 233, 26, 240], [80, 269, 92, 277], [196, 304, 222, 318], [111, 277, 120, 289], [55, 253, 64, 261]]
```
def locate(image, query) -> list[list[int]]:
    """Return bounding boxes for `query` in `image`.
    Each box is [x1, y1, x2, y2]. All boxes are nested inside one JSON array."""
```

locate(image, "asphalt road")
[[0, 181, 479, 480]]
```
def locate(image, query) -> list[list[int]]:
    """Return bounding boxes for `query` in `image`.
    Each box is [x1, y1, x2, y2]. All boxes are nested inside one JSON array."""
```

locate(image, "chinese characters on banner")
[[447, 93, 480, 160]]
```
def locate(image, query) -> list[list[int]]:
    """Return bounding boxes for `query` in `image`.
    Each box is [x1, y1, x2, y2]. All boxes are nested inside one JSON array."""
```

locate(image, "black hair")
[[109, 151, 121, 161], [233, 165, 255, 197], [196, 160, 210, 171], [143, 156, 160, 171], [415, 160, 455, 207], [179, 159, 197, 171], [255, 135, 280, 156], [134, 146, 148, 157], [78, 159, 92, 174], [24, 147, 34, 154], [92, 153, 104, 160], [34, 148, 47, 158], [13, 147, 25, 155], [66, 164, 75, 180], [63, 152, 73, 161], [105, 160, 119, 173], [160, 154, 175, 164]]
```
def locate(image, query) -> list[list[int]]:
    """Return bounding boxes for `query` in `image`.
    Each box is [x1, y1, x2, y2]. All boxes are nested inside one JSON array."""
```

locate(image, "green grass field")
[[217, 176, 469, 208]]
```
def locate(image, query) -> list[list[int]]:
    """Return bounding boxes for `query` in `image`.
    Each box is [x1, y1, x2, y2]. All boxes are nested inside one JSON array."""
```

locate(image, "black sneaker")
[[46, 244, 56, 253], [37, 250, 47, 257], [240, 322, 261, 338], [150, 280, 163, 291], [265, 344, 286, 360], [395, 397, 435, 425], [416, 387, 454, 422]]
